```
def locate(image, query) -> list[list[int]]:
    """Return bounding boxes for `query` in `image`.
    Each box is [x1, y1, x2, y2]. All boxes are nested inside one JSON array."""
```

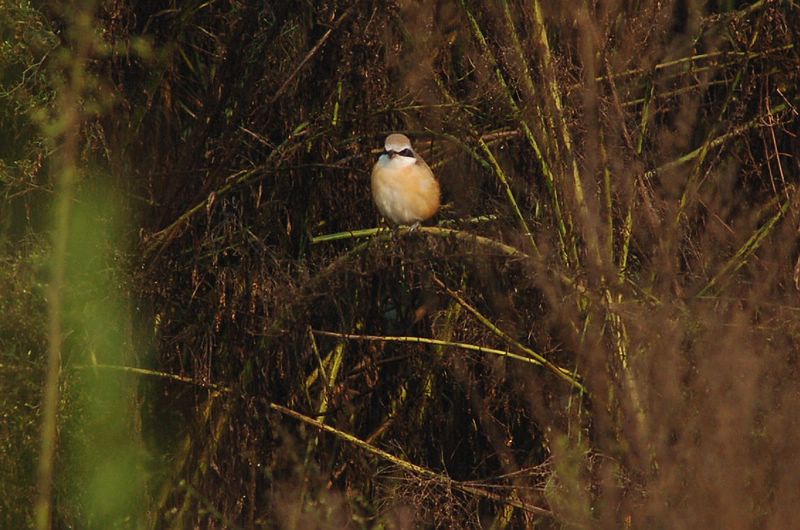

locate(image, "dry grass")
[[1, 0, 799, 528]]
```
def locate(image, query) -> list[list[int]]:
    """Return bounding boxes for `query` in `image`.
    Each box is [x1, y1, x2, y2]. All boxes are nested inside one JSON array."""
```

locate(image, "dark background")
[[2, 1, 800, 528]]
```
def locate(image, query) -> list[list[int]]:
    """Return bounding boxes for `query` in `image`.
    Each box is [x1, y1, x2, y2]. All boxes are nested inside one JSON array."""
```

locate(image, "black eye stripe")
[[381, 147, 415, 158]]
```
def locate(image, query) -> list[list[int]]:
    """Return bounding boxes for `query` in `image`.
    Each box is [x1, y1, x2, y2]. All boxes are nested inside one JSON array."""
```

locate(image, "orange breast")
[[371, 162, 440, 225]]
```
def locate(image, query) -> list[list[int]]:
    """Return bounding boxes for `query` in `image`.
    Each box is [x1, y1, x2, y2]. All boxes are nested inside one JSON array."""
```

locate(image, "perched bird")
[[371, 133, 440, 227]]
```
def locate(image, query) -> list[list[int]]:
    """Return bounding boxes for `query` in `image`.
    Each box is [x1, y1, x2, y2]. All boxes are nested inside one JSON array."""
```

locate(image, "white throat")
[[378, 153, 417, 169]]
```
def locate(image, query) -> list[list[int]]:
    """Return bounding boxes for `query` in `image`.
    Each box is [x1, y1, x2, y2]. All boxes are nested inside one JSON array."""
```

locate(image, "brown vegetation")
[[1, 0, 800, 528]]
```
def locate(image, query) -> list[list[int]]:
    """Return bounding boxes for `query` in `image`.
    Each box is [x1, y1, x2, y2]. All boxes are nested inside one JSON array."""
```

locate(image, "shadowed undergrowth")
[[1, 0, 800, 528]]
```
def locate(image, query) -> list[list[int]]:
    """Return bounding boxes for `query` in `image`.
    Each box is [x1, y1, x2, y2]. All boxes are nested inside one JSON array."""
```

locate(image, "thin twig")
[[269, 401, 552, 515], [429, 276, 586, 391], [269, 4, 357, 104]]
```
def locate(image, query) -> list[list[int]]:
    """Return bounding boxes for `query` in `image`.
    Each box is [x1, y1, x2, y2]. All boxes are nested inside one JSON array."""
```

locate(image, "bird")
[[371, 133, 440, 228]]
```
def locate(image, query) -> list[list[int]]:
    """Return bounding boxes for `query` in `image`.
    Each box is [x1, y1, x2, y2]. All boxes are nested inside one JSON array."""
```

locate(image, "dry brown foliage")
[[2, 0, 800, 528]]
